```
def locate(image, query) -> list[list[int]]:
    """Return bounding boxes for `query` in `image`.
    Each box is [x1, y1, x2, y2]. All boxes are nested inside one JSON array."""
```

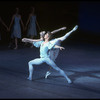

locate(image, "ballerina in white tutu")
[[45, 25, 78, 78]]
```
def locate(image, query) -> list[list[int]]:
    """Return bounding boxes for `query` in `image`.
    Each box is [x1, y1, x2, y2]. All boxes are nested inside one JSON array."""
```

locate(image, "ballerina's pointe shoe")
[[27, 77, 32, 81], [68, 79, 72, 84], [73, 25, 78, 31], [45, 71, 51, 79]]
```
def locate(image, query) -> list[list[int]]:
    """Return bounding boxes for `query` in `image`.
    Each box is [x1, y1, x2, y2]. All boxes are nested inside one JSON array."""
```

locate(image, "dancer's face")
[[44, 33, 48, 39], [16, 8, 19, 14], [31, 7, 35, 13], [44, 33, 51, 40]]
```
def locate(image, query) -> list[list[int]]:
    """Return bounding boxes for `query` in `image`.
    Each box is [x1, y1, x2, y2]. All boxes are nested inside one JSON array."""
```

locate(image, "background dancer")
[[8, 7, 24, 49], [25, 7, 40, 48]]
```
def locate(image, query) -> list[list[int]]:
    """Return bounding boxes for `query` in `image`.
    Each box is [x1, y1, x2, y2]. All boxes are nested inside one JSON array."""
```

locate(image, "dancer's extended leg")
[[57, 25, 78, 42], [45, 58, 72, 84]]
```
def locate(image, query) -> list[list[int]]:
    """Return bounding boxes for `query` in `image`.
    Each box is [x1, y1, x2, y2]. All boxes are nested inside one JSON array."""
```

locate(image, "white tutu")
[[49, 38, 61, 61]]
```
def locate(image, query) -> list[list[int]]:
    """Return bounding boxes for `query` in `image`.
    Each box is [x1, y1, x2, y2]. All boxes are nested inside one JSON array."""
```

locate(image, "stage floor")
[[0, 42, 100, 99]]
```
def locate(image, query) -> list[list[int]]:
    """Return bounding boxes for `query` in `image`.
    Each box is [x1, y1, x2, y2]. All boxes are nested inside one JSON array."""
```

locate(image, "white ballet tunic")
[[33, 41, 55, 58]]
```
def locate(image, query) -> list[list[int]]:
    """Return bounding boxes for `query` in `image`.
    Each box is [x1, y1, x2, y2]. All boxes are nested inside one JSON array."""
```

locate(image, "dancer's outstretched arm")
[[56, 25, 78, 42], [54, 45, 65, 50], [40, 27, 67, 39], [0, 17, 8, 30], [51, 27, 66, 34], [22, 38, 42, 44], [22, 26, 67, 44]]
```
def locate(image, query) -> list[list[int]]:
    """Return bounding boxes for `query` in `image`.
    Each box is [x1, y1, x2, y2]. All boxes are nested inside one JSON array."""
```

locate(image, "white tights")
[[28, 57, 71, 83]]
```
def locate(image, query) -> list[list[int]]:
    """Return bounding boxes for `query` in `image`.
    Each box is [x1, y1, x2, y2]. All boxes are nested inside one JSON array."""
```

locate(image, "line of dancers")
[[0, 7, 40, 49]]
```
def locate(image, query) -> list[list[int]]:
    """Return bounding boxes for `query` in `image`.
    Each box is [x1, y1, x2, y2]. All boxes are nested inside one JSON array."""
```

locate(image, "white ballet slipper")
[[67, 79, 72, 84], [27, 77, 32, 81], [73, 25, 78, 31], [45, 71, 51, 79]]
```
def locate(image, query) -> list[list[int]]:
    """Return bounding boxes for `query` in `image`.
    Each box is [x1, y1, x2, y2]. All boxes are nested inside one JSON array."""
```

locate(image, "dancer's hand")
[[22, 38, 27, 42], [61, 27, 67, 30], [73, 25, 78, 31], [55, 45, 65, 50], [60, 47, 65, 50]]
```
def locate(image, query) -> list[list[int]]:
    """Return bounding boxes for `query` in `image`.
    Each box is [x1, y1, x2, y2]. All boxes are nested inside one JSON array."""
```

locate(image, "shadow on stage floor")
[[0, 41, 100, 99]]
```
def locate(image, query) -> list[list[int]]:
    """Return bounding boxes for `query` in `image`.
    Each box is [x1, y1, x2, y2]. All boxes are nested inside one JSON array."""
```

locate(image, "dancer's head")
[[44, 31, 52, 41], [39, 31, 46, 39], [30, 7, 35, 14], [15, 7, 19, 14], [40, 31, 52, 41]]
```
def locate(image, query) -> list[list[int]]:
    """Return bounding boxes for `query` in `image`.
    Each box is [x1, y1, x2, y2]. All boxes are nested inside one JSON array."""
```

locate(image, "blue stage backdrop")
[[79, 1, 100, 34]]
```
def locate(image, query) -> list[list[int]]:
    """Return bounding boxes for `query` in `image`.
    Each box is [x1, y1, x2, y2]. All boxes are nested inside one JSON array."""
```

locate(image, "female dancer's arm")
[[54, 45, 65, 50], [51, 27, 66, 34], [25, 14, 31, 30], [22, 38, 42, 44], [20, 15, 24, 31], [36, 19, 41, 31], [8, 15, 15, 31], [0, 17, 8, 30]]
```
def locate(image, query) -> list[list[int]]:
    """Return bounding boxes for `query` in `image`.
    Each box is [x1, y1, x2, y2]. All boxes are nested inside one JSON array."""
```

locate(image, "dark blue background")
[[79, 1, 100, 34], [0, 0, 100, 44]]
